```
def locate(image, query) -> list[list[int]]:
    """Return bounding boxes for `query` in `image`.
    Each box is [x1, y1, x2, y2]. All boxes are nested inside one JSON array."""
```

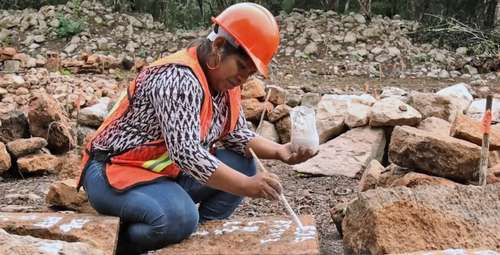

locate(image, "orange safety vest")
[[77, 47, 241, 192]]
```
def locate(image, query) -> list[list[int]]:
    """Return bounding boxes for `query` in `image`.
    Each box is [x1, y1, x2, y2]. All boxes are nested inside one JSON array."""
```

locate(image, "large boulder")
[[389, 125, 481, 183], [369, 98, 422, 127], [435, 83, 473, 115], [315, 95, 348, 143], [28, 93, 75, 154], [416, 117, 451, 137], [343, 184, 500, 254], [407, 91, 460, 122], [294, 127, 385, 177], [28, 92, 69, 138], [0, 142, 11, 174], [0, 111, 30, 143], [450, 114, 500, 150], [6, 137, 47, 158]]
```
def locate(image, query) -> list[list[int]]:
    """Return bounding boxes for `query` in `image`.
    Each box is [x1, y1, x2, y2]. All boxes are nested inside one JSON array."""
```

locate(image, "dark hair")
[[191, 25, 251, 69]]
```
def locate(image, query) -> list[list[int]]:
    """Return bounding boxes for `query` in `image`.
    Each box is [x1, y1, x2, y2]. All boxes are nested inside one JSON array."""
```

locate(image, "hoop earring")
[[207, 52, 222, 70]]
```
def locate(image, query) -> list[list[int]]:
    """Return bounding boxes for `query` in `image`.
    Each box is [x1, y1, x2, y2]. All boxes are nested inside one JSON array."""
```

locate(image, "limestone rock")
[[47, 121, 76, 154], [46, 179, 96, 213], [268, 86, 287, 106], [78, 98, 110, 128], [275, 116, 291, 144], [17, 153, 59, 174], [300, 93, 320, 108], [408, 91, 460, 122], [369, 98, 422, 127], [256, 121, 280, 143], [435, 83, 473, 114], [0, 111, 30, 143], [0, 212, 119, 255], [450, 114, 500, 150], [467, 98, 500, 123], [0, 229, 105, 255], [389, 125, 481, 183], [242, 98, 273, 122], [359, 160, 383, 192], [158, 215, 319, 255], [267, 104, 291, 123], [416, 117, 451, 137], [6, 137, 47, 158], [315, 95, 348, 143], [294, 127, 385, 177], [0, 142, 11, 173], [345, 103, 371, 128], [28, 92, 70, 138], [241, 78, 266, 99], [343, 184, 500, 254], [379, 87, 409, 102]]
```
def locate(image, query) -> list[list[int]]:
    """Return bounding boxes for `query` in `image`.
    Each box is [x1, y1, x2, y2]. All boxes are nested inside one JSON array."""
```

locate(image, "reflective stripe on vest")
[[143, 152, 173, 173]]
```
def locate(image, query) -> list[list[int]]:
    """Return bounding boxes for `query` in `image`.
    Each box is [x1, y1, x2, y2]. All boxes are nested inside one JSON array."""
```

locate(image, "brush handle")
[[249, 148, 305, 231]]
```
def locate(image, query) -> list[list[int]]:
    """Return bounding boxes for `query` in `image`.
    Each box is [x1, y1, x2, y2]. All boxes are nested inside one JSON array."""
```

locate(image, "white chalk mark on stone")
[[59, 218, 90, 232], [473, 251, 500, 255], [213, 220, 262, 235], [20, 215, 38, 221], [34, 216, 62, 228], [38, 241, 63, 254], [260, 220, 291, 244], [294, 225, 316, 242]]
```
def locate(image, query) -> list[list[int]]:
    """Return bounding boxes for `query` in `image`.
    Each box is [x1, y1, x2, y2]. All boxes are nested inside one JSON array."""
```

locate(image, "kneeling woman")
[[77, 3, 315, 254]]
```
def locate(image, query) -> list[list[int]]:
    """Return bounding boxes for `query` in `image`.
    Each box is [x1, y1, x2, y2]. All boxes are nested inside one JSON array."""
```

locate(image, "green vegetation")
[[55, 14, 86, 38]]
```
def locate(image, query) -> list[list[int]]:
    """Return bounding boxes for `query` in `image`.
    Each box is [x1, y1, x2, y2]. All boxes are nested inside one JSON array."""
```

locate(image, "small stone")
[[6, 137, 47, 158], [17, 153, 59, 174]]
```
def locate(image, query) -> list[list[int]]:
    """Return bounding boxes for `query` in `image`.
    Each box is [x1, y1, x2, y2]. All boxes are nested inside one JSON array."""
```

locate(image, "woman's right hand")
[[244, 172, 283, 200]]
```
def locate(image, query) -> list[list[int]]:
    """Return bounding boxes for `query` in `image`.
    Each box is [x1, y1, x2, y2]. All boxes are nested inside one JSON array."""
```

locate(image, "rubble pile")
[[0, 1, 498, 82]]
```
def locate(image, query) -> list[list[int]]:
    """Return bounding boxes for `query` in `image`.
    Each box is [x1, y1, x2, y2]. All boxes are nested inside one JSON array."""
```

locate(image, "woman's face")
[[206, 39, 257, 93]]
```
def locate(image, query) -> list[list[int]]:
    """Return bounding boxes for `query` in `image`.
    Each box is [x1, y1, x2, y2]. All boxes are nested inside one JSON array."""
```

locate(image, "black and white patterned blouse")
[[92, 65, 256, 184]]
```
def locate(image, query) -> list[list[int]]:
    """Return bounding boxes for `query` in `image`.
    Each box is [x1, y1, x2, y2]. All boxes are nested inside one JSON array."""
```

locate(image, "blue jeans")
[[82, 149, 256, 254]]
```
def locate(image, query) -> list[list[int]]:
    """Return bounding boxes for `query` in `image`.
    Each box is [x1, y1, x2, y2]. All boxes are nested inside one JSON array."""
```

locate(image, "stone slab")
[[0, 228, 105, 255], [0, 212, 119, 255], [155, 215, 319, 255], [294, 127, 386, 177]]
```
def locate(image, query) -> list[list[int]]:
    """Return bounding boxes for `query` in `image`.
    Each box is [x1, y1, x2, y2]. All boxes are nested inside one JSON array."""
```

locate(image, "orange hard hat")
[[212, 2, 280, 78]]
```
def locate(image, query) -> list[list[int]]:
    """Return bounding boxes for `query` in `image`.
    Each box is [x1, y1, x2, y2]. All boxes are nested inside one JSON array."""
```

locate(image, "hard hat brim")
[[211, 17, 270, 79]]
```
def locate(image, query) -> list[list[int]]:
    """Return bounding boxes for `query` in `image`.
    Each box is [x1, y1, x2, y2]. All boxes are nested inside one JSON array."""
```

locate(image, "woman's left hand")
[[277, 143, 318, 165]]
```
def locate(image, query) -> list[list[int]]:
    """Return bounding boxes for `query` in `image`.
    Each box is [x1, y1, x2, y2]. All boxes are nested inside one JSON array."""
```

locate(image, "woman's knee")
[[151, 201, 199, 244]]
